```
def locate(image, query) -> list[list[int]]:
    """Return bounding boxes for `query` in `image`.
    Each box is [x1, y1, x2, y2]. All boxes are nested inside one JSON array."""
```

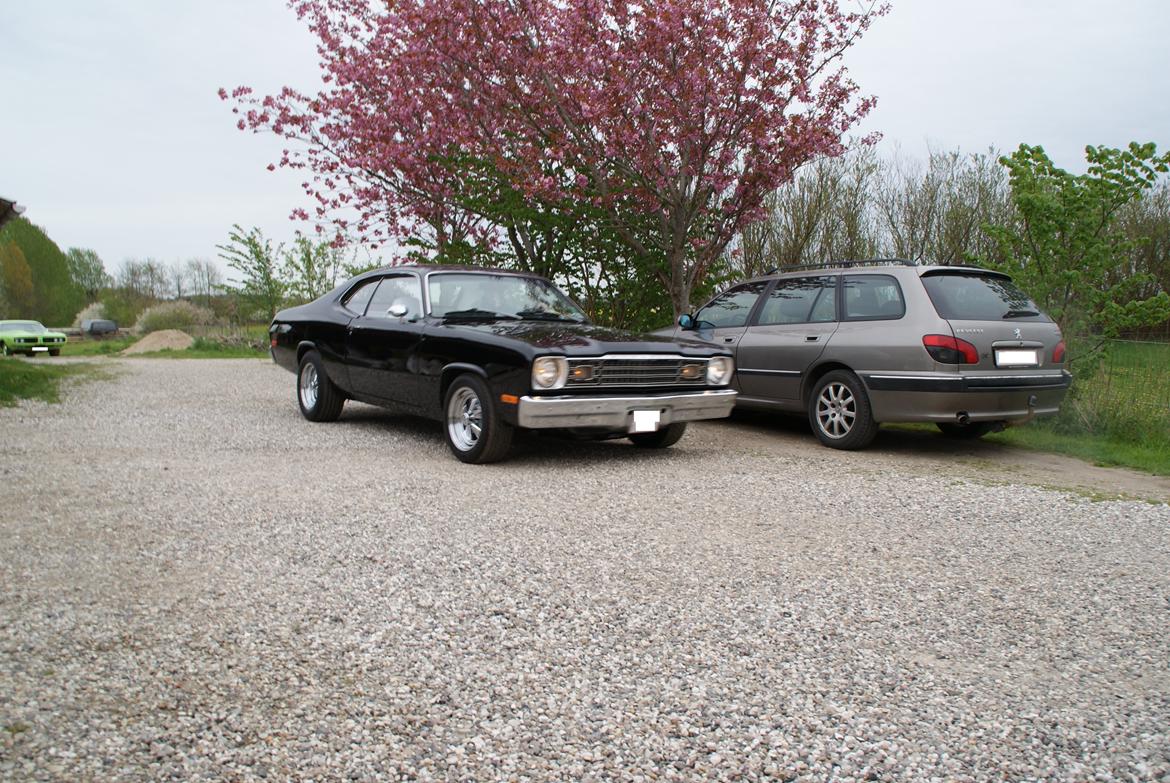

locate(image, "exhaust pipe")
[[956, 412, 971, 426]]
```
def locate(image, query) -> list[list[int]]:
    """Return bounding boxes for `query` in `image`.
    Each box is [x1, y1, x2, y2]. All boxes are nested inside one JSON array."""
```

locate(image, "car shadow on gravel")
[[719, 407, 1009, 459], [334, 404, 687, 465]]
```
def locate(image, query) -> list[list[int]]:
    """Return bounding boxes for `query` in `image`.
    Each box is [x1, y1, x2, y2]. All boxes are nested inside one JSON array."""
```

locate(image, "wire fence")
[[1065, 339, 1170, 440]]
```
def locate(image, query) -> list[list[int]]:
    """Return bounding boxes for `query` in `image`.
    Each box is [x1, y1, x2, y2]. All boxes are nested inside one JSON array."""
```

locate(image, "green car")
[[0, 320, 68, 357]]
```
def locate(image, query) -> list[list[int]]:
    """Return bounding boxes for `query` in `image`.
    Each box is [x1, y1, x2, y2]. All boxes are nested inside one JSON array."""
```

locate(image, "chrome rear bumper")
[[517, 389, 737, 430]]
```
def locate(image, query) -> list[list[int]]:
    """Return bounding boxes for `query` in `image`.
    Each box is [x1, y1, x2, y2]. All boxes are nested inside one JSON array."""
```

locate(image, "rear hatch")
[[920, 270, 1066, 382]]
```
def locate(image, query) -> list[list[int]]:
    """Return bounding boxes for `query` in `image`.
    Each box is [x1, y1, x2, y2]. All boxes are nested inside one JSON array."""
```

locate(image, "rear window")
[[922, 273, 1050, 322]]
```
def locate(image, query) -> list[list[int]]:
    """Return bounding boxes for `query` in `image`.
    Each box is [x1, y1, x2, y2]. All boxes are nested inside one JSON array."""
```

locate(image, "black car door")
[[346, 273, 427, 406]]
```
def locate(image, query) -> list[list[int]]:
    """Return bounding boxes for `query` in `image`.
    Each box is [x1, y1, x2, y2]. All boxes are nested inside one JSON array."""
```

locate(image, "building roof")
[[0, 196, 24, 230]]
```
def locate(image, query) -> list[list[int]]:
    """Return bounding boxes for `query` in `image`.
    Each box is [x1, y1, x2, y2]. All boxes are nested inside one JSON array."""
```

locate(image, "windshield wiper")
[[1002, 309, 1040, 319], [441, 309, 520, 320], [515, 309, 585, 323]]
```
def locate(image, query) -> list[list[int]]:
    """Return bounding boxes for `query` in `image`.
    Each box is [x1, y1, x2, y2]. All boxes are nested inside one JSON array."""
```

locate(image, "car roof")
[[359, 264, 543, 278], [739, 259, 1008, 284]]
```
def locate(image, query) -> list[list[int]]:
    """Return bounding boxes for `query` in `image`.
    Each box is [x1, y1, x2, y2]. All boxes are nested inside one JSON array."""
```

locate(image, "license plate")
[[629, 409, 661, 433], [995, 349, 1038, 367], [31, 346, 48, 352]]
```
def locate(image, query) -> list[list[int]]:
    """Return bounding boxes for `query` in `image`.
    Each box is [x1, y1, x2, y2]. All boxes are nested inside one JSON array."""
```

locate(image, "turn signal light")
[[1053, 341, 1066, 363], [923, 334, 978, 364]]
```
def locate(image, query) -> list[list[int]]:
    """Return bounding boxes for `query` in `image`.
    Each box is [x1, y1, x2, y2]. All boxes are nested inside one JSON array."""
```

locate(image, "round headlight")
[[706, 356, 733, 385], [532, 356, 568, 389]]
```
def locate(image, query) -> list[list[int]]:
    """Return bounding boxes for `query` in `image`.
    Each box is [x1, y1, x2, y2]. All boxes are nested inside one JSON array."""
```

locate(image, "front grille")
[[42, 337, 64, 344], [17, 337, 37, 344], [566, 356, 707, 388]]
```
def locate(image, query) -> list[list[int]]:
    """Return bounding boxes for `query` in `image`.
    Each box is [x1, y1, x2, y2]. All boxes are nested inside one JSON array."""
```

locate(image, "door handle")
[[723, 336, 736, 343], [805, 335, 820, 342]]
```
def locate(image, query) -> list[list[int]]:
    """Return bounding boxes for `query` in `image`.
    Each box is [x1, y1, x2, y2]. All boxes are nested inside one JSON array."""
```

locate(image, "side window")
[[342, 278, 380, 315], [367, 275, 423, 319], [757, 276, 837, 326], [695, 281, 768, 328], [842, 274, 905, 321]]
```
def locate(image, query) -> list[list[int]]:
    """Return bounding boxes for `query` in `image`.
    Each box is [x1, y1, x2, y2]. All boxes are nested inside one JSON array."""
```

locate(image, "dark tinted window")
[[842, 275, 905, 320], [367, 275, 423, 319], [757, 276, 837, 325], [922, 273, 1050, 322], [695, 281, 768, 328], [342, 278, 380, 315]]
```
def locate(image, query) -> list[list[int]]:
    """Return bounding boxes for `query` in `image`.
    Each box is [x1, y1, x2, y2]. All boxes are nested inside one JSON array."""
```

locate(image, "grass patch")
[[986, 423, 1170, 477], [131, 337, 268, 359], [0, 358, 106, 407], [61, 336, 137, 356]]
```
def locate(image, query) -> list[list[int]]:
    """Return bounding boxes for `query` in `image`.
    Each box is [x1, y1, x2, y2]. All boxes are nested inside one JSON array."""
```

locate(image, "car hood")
[[432, 320, 728, 357]]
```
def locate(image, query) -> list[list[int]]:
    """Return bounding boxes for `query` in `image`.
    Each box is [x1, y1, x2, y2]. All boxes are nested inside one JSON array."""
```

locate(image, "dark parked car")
[[81, 319, 118, 337], [269, 265, 737, 463], [659, 261, 1071, 449]]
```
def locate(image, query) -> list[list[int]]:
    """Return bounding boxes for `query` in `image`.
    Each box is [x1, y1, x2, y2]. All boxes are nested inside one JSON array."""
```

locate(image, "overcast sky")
[[4, 0, 1168, 276]]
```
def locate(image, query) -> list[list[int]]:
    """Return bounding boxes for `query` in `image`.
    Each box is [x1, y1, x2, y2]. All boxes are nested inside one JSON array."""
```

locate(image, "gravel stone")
[[1, 358, 1168, 781]]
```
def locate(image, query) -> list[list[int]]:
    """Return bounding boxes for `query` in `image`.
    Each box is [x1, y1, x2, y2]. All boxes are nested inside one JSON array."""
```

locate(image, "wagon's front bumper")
[[517, 389, 737, 430]]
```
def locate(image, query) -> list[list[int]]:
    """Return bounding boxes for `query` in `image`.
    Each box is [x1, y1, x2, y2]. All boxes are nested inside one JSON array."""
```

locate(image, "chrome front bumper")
[[517, 389, 737, 430]]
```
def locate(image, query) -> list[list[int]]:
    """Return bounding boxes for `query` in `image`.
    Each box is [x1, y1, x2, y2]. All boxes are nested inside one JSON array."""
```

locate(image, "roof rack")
[[763, 259, 919, 275]]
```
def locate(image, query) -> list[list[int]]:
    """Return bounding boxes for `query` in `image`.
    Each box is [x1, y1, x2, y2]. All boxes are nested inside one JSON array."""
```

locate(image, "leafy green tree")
[[217, 225, 286, 320], [283, 236, 343, 304], [0, 242, 36, 317], [0, 217, 84, 325], [66, 248, 113, 303], [984, 143, 1170, 362]]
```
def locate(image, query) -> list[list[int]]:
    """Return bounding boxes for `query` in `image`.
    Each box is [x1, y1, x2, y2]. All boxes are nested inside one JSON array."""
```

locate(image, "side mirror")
[[387, 303, 409, 318], [677, 313, 694, 330]]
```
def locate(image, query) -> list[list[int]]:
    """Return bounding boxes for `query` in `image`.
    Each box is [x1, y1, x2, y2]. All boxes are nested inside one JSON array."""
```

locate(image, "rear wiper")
[[1002, 309, 1040, 319], [441, 309, 520, 320], [515, 309, 585, 323]]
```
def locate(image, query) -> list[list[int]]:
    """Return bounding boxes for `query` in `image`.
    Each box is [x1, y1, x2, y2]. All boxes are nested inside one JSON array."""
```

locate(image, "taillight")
[[923, 334, 978, 364], [270, 337, 278, 348], [1053, 340, 1066, 363]]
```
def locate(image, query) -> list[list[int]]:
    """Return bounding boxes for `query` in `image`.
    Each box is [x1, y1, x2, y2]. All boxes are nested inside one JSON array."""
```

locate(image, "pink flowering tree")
[[226, 0, 886, 316]]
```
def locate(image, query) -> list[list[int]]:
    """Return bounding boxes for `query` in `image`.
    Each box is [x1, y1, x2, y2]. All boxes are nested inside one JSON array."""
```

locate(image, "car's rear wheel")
[[628, 422, 687, 449], [0, 342, 8, 356], [444, 374, 513, 464], [809, 370, 878, 450], [937, 421, 997, 439], [297, 351, 345, 422]]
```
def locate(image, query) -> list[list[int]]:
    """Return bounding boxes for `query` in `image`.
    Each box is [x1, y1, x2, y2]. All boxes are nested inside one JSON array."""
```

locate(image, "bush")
[[72, 302, 107, 328], [133, 300, 216, 335]]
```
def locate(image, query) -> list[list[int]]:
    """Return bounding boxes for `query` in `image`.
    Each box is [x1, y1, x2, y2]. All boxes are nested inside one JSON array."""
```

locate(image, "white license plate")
[[629, 409, 661, 433], [31, 346, 48, 352], [995, 349, 1038, 367]]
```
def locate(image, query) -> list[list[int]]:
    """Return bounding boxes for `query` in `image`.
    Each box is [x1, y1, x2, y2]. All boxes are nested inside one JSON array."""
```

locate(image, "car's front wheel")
[[1, 342, 9, 357], [49, 349, 60, 357], [809, 370, 878, 450], [628, 422, 687, 449], [297, 351, 345, 422], [444, 374, 514, 464]]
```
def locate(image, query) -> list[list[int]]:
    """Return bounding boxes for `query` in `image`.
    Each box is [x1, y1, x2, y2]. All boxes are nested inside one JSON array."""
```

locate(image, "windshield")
[[0, 321, 45, 334], [922, 273, 1050, 322], [428, 273, 587, 322]]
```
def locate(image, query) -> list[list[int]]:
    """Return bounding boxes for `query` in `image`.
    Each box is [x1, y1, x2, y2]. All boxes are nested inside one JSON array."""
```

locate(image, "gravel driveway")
[[1, 359, 1168, 782]]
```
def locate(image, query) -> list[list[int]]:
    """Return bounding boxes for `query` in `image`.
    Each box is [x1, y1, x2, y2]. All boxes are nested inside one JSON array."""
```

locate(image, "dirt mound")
[[122, 329, 194, 355]]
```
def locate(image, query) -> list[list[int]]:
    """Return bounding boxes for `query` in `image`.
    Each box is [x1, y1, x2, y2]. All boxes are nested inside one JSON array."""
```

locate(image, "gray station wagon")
[[659, 261, 1072, 449]]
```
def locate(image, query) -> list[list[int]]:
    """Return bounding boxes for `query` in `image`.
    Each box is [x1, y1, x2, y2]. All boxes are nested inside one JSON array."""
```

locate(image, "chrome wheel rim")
[[299, 363, 319, 411], [447, 387, 483, 452], [815, 382, 856, 439]]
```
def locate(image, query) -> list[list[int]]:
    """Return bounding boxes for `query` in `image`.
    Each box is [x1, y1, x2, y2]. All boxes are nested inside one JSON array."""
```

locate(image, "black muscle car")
[[269, 265, 737, 463]]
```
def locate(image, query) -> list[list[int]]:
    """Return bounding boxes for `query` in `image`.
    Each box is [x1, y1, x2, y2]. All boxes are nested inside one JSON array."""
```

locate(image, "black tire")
[[937, 421, 997, 439], [628, 422, 687, 449], [49, 349, 60, 357], [808, 370, 878, 450], [443, 373, 514, 464], [1, 342, 9, 357], [297, 351, 345, 422]]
